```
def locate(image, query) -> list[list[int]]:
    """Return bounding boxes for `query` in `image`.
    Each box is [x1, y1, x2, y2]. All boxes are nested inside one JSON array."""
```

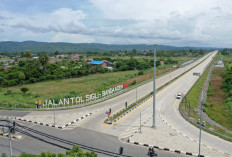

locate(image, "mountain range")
[[0, 41, 217, 53]]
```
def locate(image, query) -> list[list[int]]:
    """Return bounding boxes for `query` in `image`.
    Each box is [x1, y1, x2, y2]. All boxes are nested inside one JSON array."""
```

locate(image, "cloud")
[[0, 0, 232, 47], [9, 8, 87, 33], [87, 0, 232, 47], [51, 33, 95, 43]]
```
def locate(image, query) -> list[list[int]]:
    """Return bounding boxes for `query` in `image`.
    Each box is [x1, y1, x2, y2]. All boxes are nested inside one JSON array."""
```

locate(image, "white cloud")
[[0, 1, 232, 47], [51, 33, 95, 43], [88, 0, 232, 47], [0, 8, 88, 34]]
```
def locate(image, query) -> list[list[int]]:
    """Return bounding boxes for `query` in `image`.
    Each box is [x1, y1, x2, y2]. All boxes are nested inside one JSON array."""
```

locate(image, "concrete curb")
[[15, 113, 92, 129], [0, 132, 23, 140], [128, 139, 208, 157]]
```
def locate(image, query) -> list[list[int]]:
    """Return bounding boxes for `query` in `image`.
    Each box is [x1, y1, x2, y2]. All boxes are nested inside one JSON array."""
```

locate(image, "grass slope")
[[0, 65, 174, 108]]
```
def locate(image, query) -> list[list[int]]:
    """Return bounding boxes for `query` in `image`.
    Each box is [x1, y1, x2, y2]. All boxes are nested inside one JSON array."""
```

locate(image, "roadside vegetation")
[[0, 49, 207, 108], [0, 65, 174, 108], [181, 50, 232, 139], [1, 145, 97, 157], [203, 50, 232, 131], [0, 51, 182, 87]]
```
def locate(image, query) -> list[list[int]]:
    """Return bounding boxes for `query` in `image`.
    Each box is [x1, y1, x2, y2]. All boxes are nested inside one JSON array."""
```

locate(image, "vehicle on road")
[[176, 93, 182, 99]]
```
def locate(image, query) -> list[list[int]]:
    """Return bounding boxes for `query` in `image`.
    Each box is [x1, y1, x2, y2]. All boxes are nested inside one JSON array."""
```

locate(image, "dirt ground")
[[208, 67, 225, 106]]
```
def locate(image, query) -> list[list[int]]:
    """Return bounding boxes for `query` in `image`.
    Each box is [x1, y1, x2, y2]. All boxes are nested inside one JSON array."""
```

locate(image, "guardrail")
[[179, 54, 232, 141]]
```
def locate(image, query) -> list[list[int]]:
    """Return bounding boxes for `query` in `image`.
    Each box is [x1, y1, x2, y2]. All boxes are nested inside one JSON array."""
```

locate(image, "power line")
[[15, 123, 130, 157]]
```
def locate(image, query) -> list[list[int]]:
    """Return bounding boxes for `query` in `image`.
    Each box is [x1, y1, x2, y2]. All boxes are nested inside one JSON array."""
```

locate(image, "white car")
[[176, 93, 182, 99]]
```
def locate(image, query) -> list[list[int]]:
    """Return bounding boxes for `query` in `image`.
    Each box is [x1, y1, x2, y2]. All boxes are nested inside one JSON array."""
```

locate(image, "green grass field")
[[0, 66, 173, 108], [0, 70, 138, 108], [0, 55, 194, 108]]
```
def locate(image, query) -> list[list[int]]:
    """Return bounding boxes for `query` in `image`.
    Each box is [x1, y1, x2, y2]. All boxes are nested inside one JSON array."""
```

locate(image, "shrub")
[[33, 94, 40, 98], [1, 153, 8, 157], [130, 80, 137, 86], [21, 87, 29, 94], [4, 89, 13, 95], [138, 71, 144, 75], [57, 153, 65, 157]]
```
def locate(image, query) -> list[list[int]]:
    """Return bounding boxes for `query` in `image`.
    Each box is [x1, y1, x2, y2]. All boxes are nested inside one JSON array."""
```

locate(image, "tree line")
[[1, 145, 97, 157], [0, 53, 179, 87], [0, 53, 108, 87]]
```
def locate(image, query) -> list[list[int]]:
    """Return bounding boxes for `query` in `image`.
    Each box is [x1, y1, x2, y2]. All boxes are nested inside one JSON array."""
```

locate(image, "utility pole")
[[153, 44, 157, 128], [7, 117, 12, 157], [198, 91, 204, 156]]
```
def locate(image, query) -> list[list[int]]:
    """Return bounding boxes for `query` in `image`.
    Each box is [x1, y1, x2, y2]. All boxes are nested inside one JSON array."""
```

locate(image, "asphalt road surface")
[[0, 120, 186, 157], [0, 52, 219, 157]]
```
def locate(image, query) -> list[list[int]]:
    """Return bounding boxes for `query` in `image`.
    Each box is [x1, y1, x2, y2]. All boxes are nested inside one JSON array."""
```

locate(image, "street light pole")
[[136, 78, 138, 104], [7, 117, 12, 157], [153, 44, 157, 128], [198, 90, 204, 156]]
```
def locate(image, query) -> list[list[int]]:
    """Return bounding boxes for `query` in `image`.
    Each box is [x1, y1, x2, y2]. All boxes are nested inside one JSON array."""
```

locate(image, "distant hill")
[[0, 41, 216, 53]]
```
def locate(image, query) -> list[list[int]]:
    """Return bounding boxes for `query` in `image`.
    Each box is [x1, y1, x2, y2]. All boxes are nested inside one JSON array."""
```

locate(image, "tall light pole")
[[136, 70, 138, 104], [7, 117, 12, 157], [199, 90, 204, 156], [153, 45, 157, 128]]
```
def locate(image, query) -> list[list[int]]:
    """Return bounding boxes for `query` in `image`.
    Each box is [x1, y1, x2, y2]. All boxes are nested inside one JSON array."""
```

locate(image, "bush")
[[130, 80, 137, 86], [138, 71, 144, 75], [21, 87, 29, 94], [1, 153, 8, 157], [33, 94, 40, 98], [4, 89, 13, 95]]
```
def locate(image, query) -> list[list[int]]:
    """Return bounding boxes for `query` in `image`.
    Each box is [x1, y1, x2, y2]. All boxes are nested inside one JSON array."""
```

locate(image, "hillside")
[[0, 41, 216, 53]]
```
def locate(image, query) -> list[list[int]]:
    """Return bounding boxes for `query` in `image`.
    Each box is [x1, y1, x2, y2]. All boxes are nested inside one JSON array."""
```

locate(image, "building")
[[160, 61, 165, 65], [89, 60, 107, 67], [103, 60, 113, 67], [72, 54, 80, 61], [89, 60, 114, 70], [56, 54, 69, 58], [215, 60, 224, 68], [0, 66, 8, 71]]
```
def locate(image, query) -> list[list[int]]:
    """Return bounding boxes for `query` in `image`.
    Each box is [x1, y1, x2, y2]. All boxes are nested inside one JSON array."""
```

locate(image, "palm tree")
[[24, 50, 32, 59], [39, 54, 49, 66], [39, 54, 49, 73]]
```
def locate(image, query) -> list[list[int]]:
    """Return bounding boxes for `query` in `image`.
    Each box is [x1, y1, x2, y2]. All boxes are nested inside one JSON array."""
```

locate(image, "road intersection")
[[1, 51, 230, 157]]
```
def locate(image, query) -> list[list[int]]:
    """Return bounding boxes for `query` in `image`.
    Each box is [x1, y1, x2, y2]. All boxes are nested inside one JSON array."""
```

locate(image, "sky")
[[0, 0, 231, 47]]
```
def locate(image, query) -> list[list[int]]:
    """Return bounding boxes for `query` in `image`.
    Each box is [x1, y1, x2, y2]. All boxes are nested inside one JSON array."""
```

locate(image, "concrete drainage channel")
[[15, 113, 92, 129]]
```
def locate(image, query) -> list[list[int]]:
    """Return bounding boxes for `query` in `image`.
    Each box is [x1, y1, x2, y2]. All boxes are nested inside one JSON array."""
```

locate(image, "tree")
[[21, 87, 29, 94], [132, 49, 137, 54], [24, 50, 32, 60], [39, 54, 49, 66], [54, 50, 59, 56]]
